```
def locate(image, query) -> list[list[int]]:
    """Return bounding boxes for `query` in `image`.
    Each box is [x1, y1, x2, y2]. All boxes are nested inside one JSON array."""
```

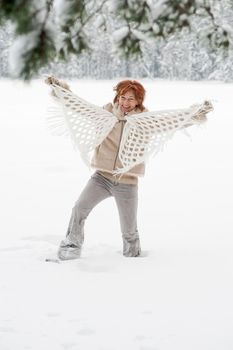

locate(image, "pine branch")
[[1, 0, 232, 79]]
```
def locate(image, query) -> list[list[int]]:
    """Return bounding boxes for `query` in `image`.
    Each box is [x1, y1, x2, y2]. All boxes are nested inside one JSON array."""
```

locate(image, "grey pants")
[[58, 172, 141, 259]]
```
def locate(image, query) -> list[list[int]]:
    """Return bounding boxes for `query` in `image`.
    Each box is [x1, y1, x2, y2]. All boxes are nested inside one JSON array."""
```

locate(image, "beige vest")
[[91, 103, 146, 184]]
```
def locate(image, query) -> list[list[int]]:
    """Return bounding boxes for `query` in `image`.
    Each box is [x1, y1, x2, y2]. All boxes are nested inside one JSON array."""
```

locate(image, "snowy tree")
[[0, 0, 232, 80], [0, 22, 13, 77]]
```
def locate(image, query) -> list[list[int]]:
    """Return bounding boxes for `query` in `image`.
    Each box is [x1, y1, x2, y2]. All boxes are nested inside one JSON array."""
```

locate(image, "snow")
[[31, 1, 50, 24], [112, 27, 129, 43], [0, 79, 233, 350], [131, 28, 149, 43], [53, 0, 73, 24], [148, 0, 167, 21], [8, 31, 39, 77]]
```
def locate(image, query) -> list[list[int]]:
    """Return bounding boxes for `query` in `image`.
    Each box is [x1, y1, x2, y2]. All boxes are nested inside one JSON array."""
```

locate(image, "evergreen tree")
[[0, 0, 232, 80], [0, 21, 13, 77]]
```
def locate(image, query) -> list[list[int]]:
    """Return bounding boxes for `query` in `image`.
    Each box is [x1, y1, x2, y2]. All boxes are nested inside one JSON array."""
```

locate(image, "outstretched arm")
[[114, 100, 214, 174], [45, 77, 117, 167], [45, 75, 71, 96], [182, 100, 213, 127]]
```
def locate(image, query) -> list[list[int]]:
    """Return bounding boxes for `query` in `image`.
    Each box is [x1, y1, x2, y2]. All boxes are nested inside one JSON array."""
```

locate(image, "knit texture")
[[47, 82, 213, 174]]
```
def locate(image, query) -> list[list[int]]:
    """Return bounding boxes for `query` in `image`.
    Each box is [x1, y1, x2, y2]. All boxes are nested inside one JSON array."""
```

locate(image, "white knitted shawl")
[[47, 84, 213, 174]]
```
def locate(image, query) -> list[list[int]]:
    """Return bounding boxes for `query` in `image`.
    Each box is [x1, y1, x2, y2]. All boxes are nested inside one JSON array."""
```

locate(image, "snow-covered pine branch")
[[0, 0, 233, 79]]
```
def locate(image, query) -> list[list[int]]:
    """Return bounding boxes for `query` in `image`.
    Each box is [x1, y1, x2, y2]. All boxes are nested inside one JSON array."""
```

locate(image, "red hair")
[[113, 80, 146, 111]]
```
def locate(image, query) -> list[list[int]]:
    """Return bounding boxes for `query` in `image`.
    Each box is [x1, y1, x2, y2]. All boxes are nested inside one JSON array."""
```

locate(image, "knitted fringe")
[[47, 105, 69, 137]]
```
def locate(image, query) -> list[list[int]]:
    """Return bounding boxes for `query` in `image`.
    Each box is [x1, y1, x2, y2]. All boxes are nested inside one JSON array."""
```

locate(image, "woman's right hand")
[[44, 75, 71, 91]]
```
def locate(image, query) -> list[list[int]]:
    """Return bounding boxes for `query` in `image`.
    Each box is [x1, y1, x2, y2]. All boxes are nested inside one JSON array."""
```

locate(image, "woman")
[[45, 77, 213, 260]]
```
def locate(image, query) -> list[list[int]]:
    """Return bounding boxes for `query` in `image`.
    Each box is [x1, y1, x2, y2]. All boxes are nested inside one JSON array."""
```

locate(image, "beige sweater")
[[91, 103, 147, 185]]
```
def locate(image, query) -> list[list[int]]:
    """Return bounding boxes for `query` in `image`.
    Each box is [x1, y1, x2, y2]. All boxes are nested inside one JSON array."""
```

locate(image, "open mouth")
[[121, 106, 130, 112]]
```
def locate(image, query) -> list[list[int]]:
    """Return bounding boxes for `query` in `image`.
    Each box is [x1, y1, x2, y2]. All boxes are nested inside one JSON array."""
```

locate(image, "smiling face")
[[118, 89, 138, 114]]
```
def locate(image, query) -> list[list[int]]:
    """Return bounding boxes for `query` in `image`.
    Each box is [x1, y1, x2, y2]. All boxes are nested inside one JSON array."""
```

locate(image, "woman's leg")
[[58, 173, 112, 260], [113, 183, 141, 257]]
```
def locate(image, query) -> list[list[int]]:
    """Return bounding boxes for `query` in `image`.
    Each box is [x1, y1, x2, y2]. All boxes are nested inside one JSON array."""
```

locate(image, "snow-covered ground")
[[0, 78, 232, 350]]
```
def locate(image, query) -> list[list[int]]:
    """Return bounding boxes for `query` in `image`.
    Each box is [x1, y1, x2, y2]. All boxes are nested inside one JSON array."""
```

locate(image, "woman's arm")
[[182, 100, 212, 128], [45, 79, 117, 168], [114, 100, 214, 174], [45, 76, 71, 97]]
